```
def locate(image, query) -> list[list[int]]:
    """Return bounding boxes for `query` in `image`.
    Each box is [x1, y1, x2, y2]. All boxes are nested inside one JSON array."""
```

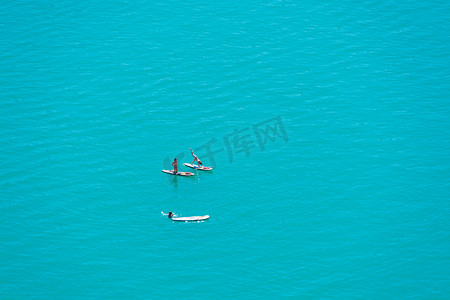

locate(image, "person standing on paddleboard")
[[172, 158, 178, 174], [190, 148, 203, 167]]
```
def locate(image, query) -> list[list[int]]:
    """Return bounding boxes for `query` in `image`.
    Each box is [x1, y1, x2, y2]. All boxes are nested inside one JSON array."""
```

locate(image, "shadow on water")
[[169, 175, 178, 188]]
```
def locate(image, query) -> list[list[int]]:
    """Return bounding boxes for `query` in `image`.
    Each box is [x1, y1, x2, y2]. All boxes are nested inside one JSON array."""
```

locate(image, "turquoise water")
[[1, 0, 449, 298]]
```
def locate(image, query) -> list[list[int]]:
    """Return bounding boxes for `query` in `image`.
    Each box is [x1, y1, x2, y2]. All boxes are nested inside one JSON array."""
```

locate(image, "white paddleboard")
[[172, 215, 210, 222], [183, 163, 213, 171], [161, 170, 194, 177]]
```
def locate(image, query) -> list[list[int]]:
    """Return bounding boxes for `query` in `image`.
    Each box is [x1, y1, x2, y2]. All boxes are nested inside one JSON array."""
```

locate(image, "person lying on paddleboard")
[[172, 158, 178, 174], [190, 148, 203, 167]]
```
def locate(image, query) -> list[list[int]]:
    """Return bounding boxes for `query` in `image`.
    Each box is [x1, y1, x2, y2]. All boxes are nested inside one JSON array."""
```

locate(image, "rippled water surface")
[[1, 0, 449, 298]]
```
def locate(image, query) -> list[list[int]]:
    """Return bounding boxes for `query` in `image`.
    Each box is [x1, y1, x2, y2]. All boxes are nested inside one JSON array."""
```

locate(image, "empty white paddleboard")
[[172, 215, 210, 222], [161, 170, 194, 177], [183, 163, 213, 171]]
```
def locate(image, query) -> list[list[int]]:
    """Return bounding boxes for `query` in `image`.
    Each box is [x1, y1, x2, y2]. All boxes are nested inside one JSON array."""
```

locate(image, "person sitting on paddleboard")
[[172, 158, 178, 174], [190, 148, 203, 167], [168, 212, 173, 218]]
